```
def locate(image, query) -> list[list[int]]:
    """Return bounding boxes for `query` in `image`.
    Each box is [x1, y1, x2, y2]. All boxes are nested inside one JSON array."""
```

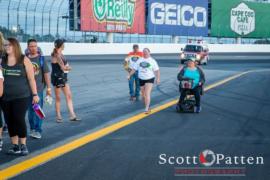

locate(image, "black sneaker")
[[195, 106, 202, 113], [7, 144, 21, 155], [3, 125, 8, 133], [0, 139, 3, 151], [20, 144, 29, 156]]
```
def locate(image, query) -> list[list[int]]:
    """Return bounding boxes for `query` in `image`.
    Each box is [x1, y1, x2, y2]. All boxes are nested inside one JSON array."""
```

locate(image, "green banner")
[[211, 0, 270, 38]]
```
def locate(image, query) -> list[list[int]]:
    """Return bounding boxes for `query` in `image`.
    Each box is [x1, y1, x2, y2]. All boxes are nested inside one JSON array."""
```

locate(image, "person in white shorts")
[[127, 48, 160, 114]]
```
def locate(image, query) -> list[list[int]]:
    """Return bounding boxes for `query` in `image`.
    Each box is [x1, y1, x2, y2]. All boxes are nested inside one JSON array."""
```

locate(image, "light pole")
[[7, 0, 11, 31], [57, 15, 69, 38], [33, 0, 39, 36], [25, 0, 30, 36], [41, 0, 48, 39], [16, 0, 22, 35], [48, 0, 57, 36], [56, 0, 66, 38]]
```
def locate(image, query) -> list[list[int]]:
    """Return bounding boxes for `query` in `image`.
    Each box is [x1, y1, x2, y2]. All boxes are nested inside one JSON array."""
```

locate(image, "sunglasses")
[[4, 43, 11, 47]]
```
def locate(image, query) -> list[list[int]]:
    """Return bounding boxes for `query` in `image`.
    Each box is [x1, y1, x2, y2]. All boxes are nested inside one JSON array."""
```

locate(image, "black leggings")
[[1, 97, 30, 138], [180, 86, 201, 106]]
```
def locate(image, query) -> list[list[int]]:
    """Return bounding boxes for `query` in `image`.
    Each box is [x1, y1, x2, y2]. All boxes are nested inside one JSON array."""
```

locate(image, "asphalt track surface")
[[0, 54, 270, 180]]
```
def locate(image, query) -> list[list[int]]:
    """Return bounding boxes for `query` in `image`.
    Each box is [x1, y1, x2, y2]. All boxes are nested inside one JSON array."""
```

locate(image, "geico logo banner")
[[151, 3, 207, 27]]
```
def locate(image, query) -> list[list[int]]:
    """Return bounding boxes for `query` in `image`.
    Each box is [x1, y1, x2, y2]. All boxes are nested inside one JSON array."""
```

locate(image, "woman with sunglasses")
[[1, 37, 39, 156]]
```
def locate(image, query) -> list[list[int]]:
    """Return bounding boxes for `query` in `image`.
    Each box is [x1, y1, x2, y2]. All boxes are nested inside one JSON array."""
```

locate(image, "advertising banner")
[[147, 0, 208, 36], [211, 0, 270, 38], [81, 0, 145, 33]]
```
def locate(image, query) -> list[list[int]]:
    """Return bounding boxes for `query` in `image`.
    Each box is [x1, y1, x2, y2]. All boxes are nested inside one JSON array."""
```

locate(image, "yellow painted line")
[[0, 71, 250, 179], [204, 71, 250, 91]]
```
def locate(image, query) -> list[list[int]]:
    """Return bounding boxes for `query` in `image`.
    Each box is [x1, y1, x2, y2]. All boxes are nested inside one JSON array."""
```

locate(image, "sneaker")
[[32, 131, 42, 139], [20, 144, 29, 156], [144, 108, 151, 114], [7, 144, 21, 155], [0, 139, 3, 151], [195, 106, 202, 113], [29, 130, 35, 138]]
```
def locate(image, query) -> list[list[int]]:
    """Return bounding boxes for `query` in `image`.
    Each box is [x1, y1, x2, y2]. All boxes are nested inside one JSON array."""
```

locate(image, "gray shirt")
[[2, 55, 31, 101], [29, 55, 50, 92]]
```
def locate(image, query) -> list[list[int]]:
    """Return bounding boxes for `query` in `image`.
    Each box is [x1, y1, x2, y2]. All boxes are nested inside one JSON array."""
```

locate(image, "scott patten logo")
[[230, 3, 255, 35], [93, 0, 136, 27], [159, 149, 264, 176]]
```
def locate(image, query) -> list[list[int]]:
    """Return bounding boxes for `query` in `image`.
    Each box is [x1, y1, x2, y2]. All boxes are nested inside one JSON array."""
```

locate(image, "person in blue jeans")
[[26, 39, 51, 139], [124, 44, 143, 101]]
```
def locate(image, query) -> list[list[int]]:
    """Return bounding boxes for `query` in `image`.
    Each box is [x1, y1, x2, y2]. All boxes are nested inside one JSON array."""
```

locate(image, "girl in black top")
[[1, 37, 39, 156], [51, 39, 80, 122]]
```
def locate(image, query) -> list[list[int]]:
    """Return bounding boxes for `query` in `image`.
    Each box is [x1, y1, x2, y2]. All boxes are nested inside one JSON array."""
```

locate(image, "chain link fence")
[[0, 0, 266, 44]]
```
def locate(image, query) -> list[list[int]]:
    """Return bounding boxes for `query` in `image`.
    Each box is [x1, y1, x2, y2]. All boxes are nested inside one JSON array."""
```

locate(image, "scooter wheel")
[[176, 104, 181, 112]]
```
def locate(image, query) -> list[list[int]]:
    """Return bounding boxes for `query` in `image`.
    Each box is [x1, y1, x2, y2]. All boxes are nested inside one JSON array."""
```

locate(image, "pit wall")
[[20, 43, 270, 56]]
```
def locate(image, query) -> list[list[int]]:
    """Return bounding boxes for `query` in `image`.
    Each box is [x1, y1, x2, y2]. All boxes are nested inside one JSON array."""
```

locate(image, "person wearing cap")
[[51, 39, 80, 122], [25, 39, 51, 139], [124, 44, 143, 101], [177, 58, 205, 113]]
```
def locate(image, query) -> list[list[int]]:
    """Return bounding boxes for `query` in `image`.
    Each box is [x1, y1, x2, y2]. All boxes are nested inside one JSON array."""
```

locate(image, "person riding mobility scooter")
[[176, 58, 205, 113]]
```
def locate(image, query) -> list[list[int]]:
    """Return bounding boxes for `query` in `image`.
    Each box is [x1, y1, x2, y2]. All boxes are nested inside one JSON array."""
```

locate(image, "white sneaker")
[[32, 131, 42, 139], [29, 130, 35, 138]]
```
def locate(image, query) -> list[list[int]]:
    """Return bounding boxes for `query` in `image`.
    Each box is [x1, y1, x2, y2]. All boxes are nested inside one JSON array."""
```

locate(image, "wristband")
[[32, 94, 38, 97]]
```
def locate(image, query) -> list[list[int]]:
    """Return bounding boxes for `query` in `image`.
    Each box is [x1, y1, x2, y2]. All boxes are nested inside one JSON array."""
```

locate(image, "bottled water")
[[45, 95, 53, 105]]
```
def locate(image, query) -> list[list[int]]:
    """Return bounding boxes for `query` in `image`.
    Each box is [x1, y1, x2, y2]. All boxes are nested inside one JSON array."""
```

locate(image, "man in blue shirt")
[[177, 59, 205, 113]]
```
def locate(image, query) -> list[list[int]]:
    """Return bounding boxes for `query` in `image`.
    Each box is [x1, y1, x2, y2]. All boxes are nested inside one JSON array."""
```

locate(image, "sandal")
[[56, 118, 63, 123], [70, 117, 81, 121]]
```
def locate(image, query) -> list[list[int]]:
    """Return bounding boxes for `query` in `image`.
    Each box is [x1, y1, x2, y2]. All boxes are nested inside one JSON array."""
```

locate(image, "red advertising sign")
[[81, 0, 145, 34]]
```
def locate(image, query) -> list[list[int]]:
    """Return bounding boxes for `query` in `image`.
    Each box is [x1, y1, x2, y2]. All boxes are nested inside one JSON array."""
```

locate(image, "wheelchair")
[[176, 78, 202, 113]]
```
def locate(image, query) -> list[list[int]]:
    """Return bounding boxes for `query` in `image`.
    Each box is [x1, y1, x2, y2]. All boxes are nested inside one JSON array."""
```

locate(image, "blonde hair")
[[0, 32, 4, 53]]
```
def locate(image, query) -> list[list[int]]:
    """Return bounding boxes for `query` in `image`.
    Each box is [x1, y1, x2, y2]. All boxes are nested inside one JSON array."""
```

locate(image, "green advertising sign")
[[211, 0, 270, 38]]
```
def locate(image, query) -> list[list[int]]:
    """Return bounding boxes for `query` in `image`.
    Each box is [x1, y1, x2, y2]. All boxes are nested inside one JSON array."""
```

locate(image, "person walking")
[[26, 39, 51, 139], [1, 37, 39, 155], [124, 44, 143, 101], [51, 39, 80, 122], [128, 48, 160, 114]]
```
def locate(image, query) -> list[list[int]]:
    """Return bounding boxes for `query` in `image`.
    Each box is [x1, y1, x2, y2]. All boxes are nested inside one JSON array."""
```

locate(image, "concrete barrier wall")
[[20, 43, 270, 56]]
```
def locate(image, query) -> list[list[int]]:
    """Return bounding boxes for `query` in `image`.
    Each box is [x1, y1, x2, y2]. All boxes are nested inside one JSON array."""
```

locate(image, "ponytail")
[[51, 48, 58, 57]]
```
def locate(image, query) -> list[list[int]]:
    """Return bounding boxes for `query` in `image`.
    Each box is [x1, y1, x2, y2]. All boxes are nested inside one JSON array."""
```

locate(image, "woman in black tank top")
[[1, 38, 39, 156], [51, 39, 80, 122]]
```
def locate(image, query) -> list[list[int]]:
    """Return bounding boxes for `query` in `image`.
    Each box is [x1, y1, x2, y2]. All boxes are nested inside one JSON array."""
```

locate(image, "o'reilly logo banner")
[[147, 0, 208, 36], [211, 0, 270, 38], [81, 0, 145, 34], [230, 3, 255, 35], [93, 0, 135, 27]]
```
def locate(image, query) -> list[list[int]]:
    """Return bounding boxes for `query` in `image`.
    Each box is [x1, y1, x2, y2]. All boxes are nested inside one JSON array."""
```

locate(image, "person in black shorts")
[[127, 48, 160, 114], [51, 39, 80, 122]]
